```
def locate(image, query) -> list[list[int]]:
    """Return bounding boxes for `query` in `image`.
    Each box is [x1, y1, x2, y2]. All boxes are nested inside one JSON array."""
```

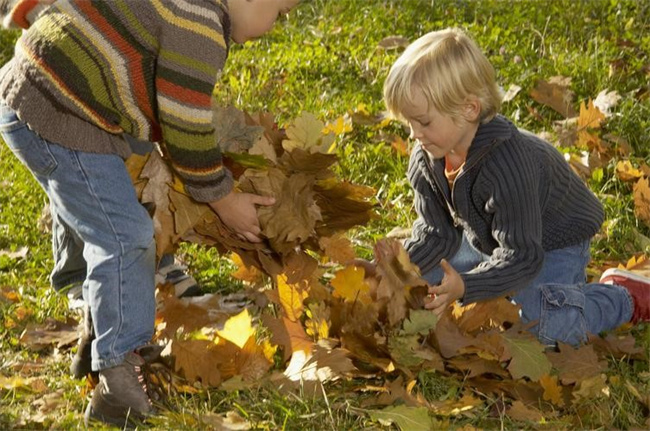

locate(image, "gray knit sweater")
[[405, 115, 604, 304]]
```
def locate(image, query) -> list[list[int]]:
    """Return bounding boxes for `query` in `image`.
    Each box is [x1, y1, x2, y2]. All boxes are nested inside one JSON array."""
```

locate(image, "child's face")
[[401, 91, 479, 160], [229, 0, 300, 44]]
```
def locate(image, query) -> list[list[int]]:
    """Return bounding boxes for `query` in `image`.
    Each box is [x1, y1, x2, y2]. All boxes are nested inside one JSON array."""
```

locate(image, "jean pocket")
[[539, 283, 587, 346], [0, 110, 58, 177]]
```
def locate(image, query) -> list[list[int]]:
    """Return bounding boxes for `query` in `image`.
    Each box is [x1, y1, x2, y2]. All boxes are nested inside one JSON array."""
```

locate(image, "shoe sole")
[[600, 268, 650, 284]]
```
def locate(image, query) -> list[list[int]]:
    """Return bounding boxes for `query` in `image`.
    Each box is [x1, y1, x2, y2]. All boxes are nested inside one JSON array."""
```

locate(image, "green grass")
[[1, 0, 650, 429]]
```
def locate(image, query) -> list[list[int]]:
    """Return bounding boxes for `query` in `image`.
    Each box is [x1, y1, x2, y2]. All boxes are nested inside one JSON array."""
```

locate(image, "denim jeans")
[[422, 234, 634, 346], [0, 103, 155, 370]]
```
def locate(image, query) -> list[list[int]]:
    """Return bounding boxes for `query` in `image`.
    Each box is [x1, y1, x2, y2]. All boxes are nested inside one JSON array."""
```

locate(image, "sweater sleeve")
[[404, 147, 460, 274], [459, 144, 545, 304], [1, 0, 54, 30], [154, 0, 233, 203]]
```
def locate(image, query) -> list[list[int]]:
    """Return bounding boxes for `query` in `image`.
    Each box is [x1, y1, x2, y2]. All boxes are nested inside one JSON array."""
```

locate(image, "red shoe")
[[600, 268, 650, 324]]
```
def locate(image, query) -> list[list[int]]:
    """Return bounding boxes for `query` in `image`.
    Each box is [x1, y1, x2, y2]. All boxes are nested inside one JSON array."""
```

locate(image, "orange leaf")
[[319, 234, 356, 264], [634, 177, 650, 226], [529, 77, 576, 118], [539, 374, 565, 406], [615, 160, 644, 182]]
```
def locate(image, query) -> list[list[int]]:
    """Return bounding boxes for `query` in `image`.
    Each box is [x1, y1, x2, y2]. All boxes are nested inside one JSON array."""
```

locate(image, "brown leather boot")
[[84, 345, 163, 427], [600, 268, 650, 323]]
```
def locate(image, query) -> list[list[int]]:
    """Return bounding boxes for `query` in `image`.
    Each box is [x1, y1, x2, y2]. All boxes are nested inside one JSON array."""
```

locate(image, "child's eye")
[[420, 121, 430, 127]]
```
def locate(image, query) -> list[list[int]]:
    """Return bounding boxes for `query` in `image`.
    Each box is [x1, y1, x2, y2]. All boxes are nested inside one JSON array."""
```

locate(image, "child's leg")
[[0, 105, 155, 371], [50, 206, 87, 292], [421, 233, 489, 285], [512, 240, 633, 346]]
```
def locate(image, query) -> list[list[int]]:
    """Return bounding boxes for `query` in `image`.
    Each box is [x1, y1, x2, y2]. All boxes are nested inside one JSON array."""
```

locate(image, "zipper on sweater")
[[449, 143, 494, 221]]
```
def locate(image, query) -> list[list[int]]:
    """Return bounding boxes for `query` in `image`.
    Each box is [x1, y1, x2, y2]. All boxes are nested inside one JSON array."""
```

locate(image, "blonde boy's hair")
[[384, 28, 502, 124]]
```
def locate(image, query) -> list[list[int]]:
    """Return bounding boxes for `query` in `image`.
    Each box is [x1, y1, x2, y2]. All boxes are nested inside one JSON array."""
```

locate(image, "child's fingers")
[[251, 194, 276, 206]]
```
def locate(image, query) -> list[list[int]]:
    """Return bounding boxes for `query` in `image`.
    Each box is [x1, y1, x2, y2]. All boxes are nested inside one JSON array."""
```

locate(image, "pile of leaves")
[[120, 102, 648, 429]]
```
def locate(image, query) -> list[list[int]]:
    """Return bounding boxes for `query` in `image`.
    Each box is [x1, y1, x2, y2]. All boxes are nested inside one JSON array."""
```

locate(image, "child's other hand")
[[209, 191, 275, 243], [424, 259, 465, 316]]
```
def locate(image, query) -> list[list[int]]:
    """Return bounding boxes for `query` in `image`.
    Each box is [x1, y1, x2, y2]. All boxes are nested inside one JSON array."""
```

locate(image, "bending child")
[[382, 27, 648, 346], [0, 0, 299, 426]]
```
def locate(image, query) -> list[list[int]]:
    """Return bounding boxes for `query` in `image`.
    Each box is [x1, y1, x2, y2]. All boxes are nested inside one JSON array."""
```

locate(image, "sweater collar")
[[466, 114, 513, 156]]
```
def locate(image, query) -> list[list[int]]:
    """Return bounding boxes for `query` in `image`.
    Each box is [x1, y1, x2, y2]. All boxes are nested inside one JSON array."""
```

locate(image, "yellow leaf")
[[277, 274, 309, 321], [216, 309, 255, 349], [323, 115, 353, 135], [331, 265, 372, 304], [615, 160, 643, 182], [577, 100, 606, 150], [305, 302, 330, 340]]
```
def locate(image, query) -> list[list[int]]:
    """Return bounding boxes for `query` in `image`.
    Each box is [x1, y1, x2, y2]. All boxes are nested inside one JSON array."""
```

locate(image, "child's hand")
[[424, 259, 465, 316], [209, 191, 275, 243]]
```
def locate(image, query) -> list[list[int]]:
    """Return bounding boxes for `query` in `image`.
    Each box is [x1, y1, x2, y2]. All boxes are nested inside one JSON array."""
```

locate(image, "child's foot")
[[84, 345, 162, 427], [155, 262, 201, 298], [600, 268, 650, 323]]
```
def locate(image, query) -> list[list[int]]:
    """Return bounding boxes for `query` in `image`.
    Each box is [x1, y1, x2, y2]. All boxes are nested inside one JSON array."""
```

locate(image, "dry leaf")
[[214, 105, 265, 153], [377, 35, 410, 49], [633, 177, 650, 226], [530, 77, 576, 118], [547, 343, 607, 385], [615, 160, 643, 182], [331, 265, 372, 304], [283, 112, 335, 154]]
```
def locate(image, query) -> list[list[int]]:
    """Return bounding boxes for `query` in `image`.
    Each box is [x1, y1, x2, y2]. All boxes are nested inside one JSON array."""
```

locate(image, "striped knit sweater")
[[0, 0, 233, 202], [406, 115, 604, 304]]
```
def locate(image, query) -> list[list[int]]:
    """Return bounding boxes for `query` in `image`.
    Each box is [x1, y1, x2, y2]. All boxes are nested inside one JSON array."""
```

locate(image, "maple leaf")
[[19, 318, 79, 351], [331, 265, 372, 304], [216, 309, 255, 349], [547, 342, 607, 385], [277, 274, 309, 322], [502, 332, 551, 381], [402, 309, 437, 336], [319, 234, 356, 264], [577, 99, 606, 150], [282, 250, 318, 285], [447, 356, 509, 379], [633, 177, 650, 226], [572, 374, 609, 402], [285, 343, 355, 384], [529, 76, 576, 118], [230, 253, 265, 285], [451, 298, 520, 334], [248, 134, 278, 164], [377, 35, 410, 50], [156, 295, 222, 339], [367, 405, 434, 431], [340, 332, 395, 373], [388, 334, 427, 369], [430, 313, 475, 358], [171, 339, 223, 387], [262, 315, 312, 362], [214, 105, 265, 153], [283, 112, 335, 154], [539, 374, 565, 407], [314, 178, 377, 237], [588, 333, 645, 360]]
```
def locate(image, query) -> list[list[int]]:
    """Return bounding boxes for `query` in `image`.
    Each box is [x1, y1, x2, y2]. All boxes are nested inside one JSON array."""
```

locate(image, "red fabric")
[[601, 269, 650, 323]]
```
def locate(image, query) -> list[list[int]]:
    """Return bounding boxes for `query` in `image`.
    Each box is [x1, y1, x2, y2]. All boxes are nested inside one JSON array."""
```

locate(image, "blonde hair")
[[384, 28, 502, 124]]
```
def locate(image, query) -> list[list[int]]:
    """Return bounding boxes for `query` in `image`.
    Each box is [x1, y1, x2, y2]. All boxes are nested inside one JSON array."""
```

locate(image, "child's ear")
[[462, 97, 481, 122]]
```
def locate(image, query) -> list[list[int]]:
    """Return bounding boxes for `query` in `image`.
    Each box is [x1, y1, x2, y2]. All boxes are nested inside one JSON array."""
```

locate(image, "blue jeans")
[[422, 235, 634, 346], [0, 103, 155, 370]]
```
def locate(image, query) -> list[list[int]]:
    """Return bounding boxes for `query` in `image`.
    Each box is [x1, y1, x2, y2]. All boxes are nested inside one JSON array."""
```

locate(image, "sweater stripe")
[[1, 0, 234, 202], [151, 0, 226, 49]]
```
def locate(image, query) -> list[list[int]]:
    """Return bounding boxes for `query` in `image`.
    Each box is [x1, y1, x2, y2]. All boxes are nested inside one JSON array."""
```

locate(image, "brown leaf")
[[451, 298, 520, 334], [572, 373, 609, 402], [577, 100, 606, 151], [447, 356, 509, 378], [283, 112, 335, 154], [168, 189, 210, 237], [530, 77, 576, 118], [377, 35, 410, 49], [282, 250, 318, 284], [19, 318, 79, 351], [547, 342, 607, 385], [502, 330, 551, 381], [507, 400, 544, 422], [262, 315, 312, 362], [319, 234, 356, 264], [171, 339, 223, 387], [588, 333, 645, 360], [214, 105, 265, 153], [201, 411, 251, 430], [539, 374, 565, 407], [140, 151, 175, 258], [156, 296, 214, 338]]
